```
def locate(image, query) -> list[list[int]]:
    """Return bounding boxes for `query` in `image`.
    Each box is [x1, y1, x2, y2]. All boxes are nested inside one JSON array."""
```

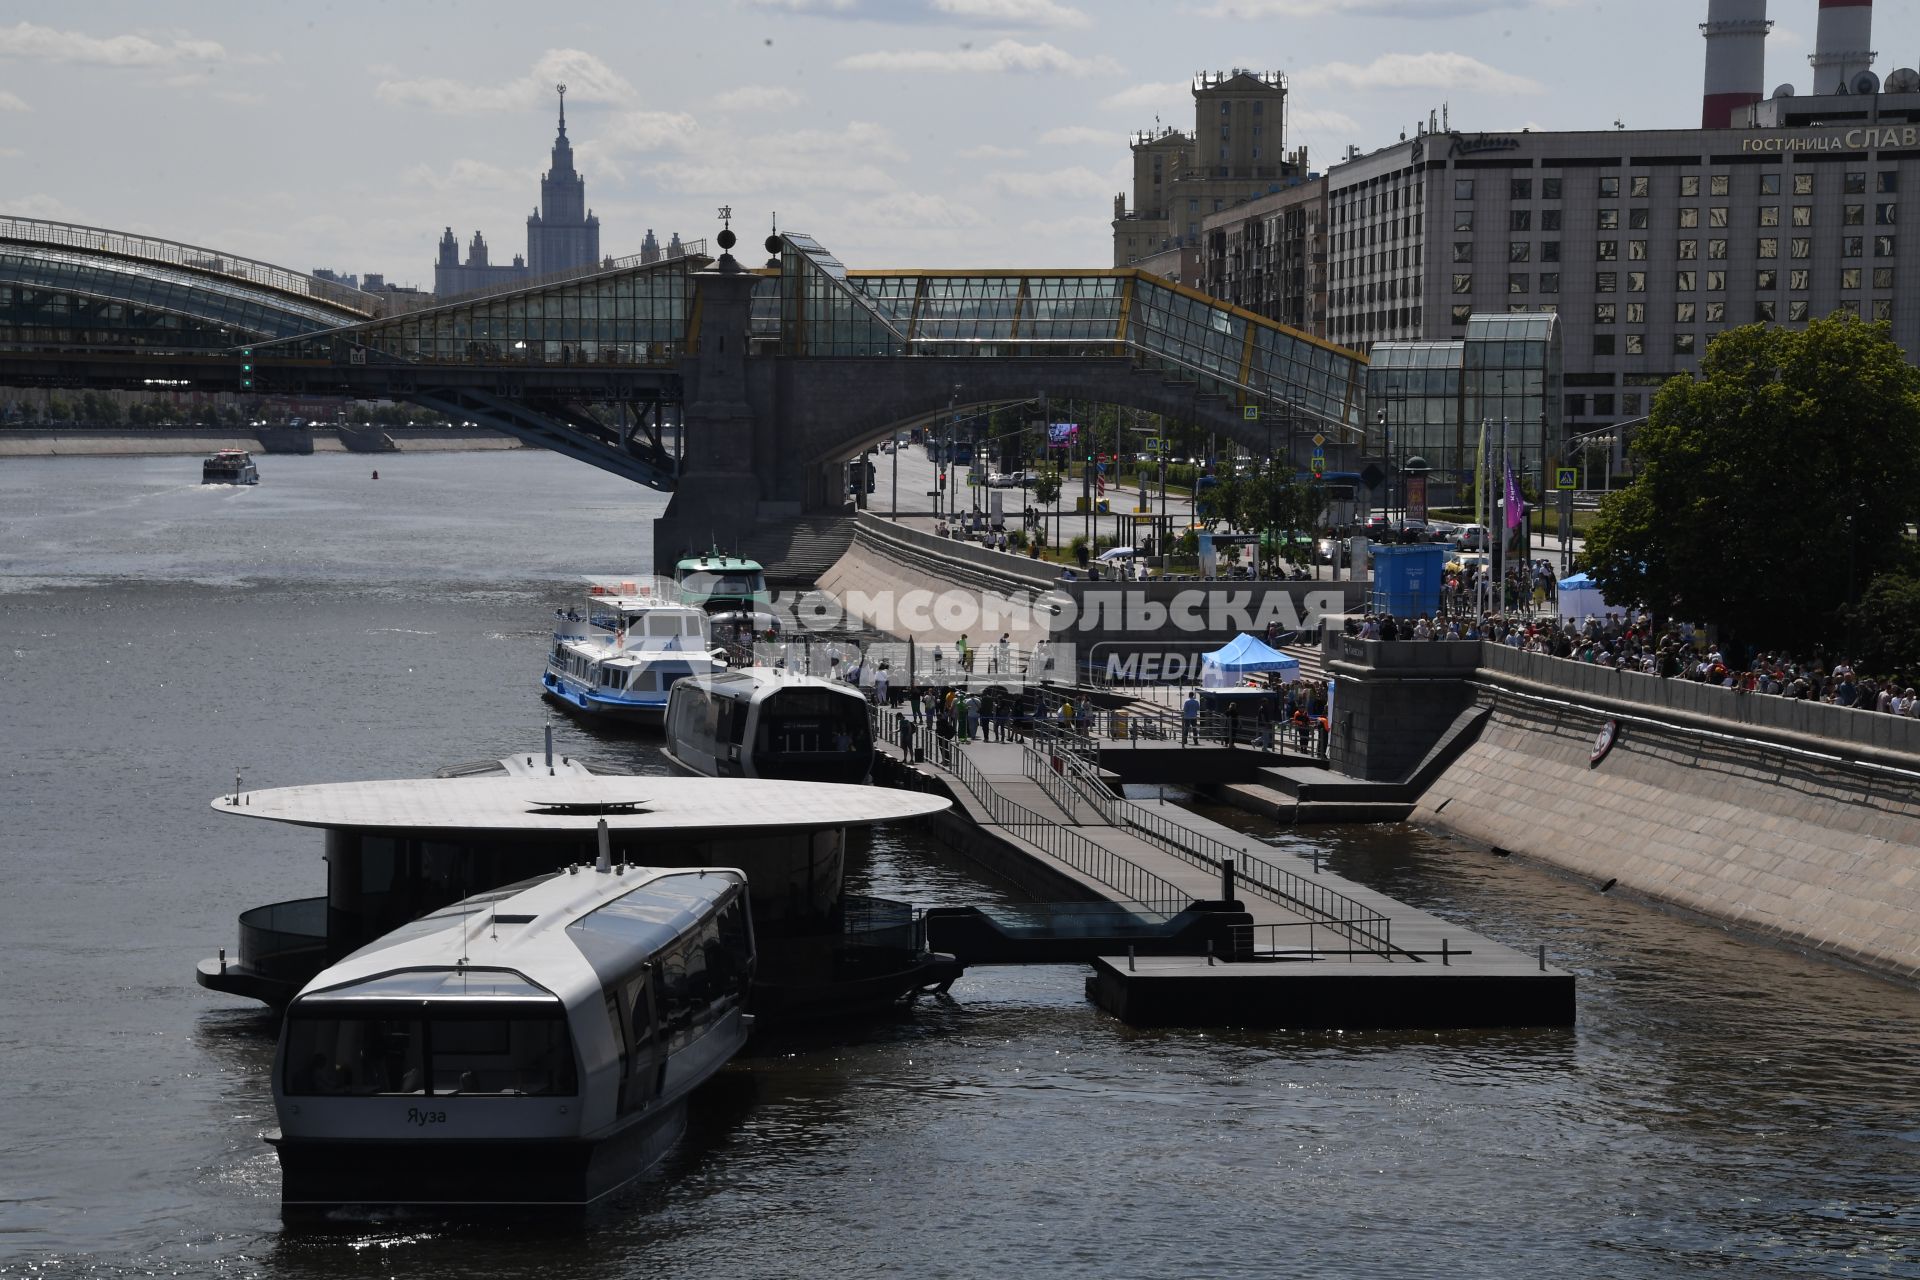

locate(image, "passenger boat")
[[662, 667, 873, 783], [269, 840, 754, 1209], [197, 764, 957, 1021], [202, 449, 260, 485], [542, 578, 723, 725], [673, 549, 777, 638]]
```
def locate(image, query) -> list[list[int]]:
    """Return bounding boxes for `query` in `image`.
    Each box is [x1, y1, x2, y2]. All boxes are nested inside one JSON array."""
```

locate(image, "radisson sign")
[[1741, 125, 1920, 153]]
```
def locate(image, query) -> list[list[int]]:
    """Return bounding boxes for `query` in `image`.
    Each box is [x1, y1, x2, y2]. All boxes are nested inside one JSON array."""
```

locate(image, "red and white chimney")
[[1810, 0, 1875, 95], [1701, 0, 1771, 129]]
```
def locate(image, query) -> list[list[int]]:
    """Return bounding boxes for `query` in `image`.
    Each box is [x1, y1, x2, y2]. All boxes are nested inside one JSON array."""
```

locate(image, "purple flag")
[[1504, 461, 1524, 530]]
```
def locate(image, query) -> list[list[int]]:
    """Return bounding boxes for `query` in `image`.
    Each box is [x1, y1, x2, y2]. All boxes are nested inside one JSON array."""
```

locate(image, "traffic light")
[[239, 347, 254, 391], [938, 470, 946, 486]]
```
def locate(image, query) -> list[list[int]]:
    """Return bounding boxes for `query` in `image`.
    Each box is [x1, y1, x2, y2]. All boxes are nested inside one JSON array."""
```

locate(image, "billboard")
[[1047, 422, 1079, 447]]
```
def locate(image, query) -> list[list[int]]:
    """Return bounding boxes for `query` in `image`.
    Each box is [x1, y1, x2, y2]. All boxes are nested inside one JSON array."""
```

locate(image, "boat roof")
[[214, 775, 947, 835], [296, 864, 744, 1007], [682, 667, 863, 698], [676, 554, 764, 573]]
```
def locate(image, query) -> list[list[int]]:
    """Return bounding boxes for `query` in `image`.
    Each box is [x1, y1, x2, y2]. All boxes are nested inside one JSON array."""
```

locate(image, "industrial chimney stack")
[[1810, 0, 1875, 95], [1701, 0, 1771, 129]]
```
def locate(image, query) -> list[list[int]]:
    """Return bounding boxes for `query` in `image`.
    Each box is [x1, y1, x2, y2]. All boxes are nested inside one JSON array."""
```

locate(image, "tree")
[[1852, 564, 1920, 675], [1585, 316, 1920, 652], [1030, 468, 1062, 508]]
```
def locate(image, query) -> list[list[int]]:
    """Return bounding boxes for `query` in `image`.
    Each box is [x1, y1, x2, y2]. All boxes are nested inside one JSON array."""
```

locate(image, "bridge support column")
[[655, 245, 762, 572]]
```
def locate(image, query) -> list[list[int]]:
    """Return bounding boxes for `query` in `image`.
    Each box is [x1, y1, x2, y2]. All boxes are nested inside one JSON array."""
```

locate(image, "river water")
[[2, 452, 1918, 1278]]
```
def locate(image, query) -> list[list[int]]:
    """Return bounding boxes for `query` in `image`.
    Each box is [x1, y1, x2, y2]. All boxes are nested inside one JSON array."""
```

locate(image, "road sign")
[[1243, 406, 1259, 420], [1555, 466, 1579, 489], [1312, 433, 1326, 447], [1311, 448, 1326, 462]]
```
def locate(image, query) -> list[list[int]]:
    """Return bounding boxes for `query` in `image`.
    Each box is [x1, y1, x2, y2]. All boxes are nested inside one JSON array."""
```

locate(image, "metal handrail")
[[876, 708, 1189, 907], [0, 214, 378, 315], [1041, 746, 1393, 956], [1018, 746, 1083, 824]]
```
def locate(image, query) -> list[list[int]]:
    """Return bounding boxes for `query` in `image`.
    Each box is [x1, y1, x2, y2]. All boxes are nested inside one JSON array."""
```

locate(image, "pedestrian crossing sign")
[[1243, 406, 1259, 420], [1555, 466, 1578, 489]]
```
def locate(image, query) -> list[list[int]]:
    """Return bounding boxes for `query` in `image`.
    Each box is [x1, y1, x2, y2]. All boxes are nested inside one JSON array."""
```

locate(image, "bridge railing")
[[0, 215, 377, 317]]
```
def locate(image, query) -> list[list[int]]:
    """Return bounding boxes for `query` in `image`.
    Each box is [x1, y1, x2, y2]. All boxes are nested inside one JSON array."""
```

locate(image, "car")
[[988, 471, 1025, 488], [1362, 513, 1393, 536], [1456, 524, 1490, 551]]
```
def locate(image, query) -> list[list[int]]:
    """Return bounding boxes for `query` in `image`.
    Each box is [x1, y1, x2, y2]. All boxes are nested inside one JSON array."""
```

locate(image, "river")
[[2, 452, 1916, 1277]]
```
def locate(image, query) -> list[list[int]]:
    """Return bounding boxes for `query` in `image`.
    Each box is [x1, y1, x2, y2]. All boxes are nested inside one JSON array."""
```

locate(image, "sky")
[[2, 0, 1916, 284]]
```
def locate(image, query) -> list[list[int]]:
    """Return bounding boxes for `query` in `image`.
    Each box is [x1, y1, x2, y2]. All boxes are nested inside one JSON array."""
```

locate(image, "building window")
[[1630, 175, 1650, 198], [1452, 273, 1473, 293], [1252, 101, 1262, 115], [1626, 302, 1645, 323], [1878, 203, 1898, 225], [1456, 179, 1475, 200], [1595, 302, 1616, 324], [1596, 271, 1617, 292], [1875, 235, 1897, 257], [1708, 207, 1729, 228], [1625, 333, 1645, 355], [1874, 267, 1895, 288], [1189, 198, 1199, 213], [1566, 393, 1587, 416], [1680, 208, 1700, 229], [1841, 267, 1862, 289], [1759, 206, 1779, 227], [1761, 173, 1781, 196], [1220, 123, 1230, 140], [1542, 241, 1561, 262], [1674, 333, 1696, 354], [1597, 240, 1618, 260], [1594, 334, 1615, 355], [1756, 299, 1777, 321], [1678, 239, 1698, 259], [1539, 272, 1560, 293], [1677, 270, 1696, 291], [1599, 176, 1620, 198], [1706, 301, 1726, 323], [1542, 178, 1562, 199], [1706, 270, 1725, 291], [1707, 239, 1728, 259], [1454, 242, 1473, 262], [1509, 272, 1529, 294], [1710, 175, 1730, 196], [1451, 303, 1472, 324], [1873, 299, 1893, 321], [1681, 175, 1701, 197], [1627, 271, 1647, 292], [1510, 241, 1531, 262], [1844, 171, 1866, 194], [1629, 208, 1649, 230], [1511, 178, 1532, 200], [1676, 302, 1696, 324], [1790, 238, 1811, 259], [1794, 173, 1814, 195], [1454, 210, 1474, 232], [1757, 269, 1777, 290], [1752, 238, 1773, 259], [1629, 239, 1647, 260], [1510, 209, 1532, 231], [1541, 209, 1562, 231], [1788, 300, 1811, 321], [1879, 171, 1898, 194], [1844, 204, 1866, 226], [1844, 236, 1864, 257], [1598, 209, 1620, 230]]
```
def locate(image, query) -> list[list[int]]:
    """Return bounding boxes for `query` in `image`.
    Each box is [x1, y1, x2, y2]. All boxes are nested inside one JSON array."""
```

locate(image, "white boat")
[[542, 578, 724, 725], [268, 842, 754, 1209], [202, 449, 259, 485], [663, 667, 874, 784]]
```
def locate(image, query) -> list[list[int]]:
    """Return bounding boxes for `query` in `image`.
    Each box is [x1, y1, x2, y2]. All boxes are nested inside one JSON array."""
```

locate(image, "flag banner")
[[1504, 460, 1524, 530]]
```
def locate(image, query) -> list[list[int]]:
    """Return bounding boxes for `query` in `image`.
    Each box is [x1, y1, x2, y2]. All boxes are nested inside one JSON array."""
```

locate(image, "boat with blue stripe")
[[542, 577, 725, 726]]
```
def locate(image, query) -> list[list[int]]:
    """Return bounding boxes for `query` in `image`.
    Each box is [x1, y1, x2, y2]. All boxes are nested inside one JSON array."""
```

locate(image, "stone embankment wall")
[[1416, 673, 1920, 982]]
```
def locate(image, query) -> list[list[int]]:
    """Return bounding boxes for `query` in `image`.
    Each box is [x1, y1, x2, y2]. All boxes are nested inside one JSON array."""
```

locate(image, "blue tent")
[[1199, 633, 1300, 688]]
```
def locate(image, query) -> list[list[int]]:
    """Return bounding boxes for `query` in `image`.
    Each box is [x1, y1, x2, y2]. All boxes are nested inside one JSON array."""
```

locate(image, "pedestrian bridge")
[[0, 219, 1369, 561]]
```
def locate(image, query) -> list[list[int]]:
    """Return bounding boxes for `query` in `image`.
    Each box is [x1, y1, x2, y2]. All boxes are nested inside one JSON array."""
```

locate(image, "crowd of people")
[[1345, 610, 1920, 716]]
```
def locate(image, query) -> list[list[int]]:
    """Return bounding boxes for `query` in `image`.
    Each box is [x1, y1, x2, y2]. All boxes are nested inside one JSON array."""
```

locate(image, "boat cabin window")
[[761, 690, 873, 756], [285, 1006, 577, 1098], [645, 615, 681, 638]]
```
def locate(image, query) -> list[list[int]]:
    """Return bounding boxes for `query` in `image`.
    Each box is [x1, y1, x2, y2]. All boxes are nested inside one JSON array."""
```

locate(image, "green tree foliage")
[[1030, 468, 1062, 508], [1585, 316, 1920, 650]]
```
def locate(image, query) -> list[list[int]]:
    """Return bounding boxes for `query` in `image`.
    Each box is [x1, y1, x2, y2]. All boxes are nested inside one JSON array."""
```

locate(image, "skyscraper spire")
[[556, 83, 566, 137]]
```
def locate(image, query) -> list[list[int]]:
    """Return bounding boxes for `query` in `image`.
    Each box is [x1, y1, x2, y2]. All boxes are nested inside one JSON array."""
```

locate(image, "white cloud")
[[960, 143, 1027, 159], [0, 147, 21, 158], [1038, 125, 1114, 146], [838, 38, 1119, 76], [0, 21, 229, 67], [591, 110, 700, 155], [1288, 106, 1361, 135], [376, 49, 637, 114], [846, 191, 988, 230], [402, 158, 529, 193], [0, 90, 28, 111], [1098, 79, 1189, 112], [710, 85, 805, 112], [1293, 51, 1543, 94], [986, 165, 1112, 198], [0, 192, 83, 220], [1192, 0, 1565, 16], [645, 120, 906, 196], [746, 0, 858, 9], [928, 0, 1093, 29]]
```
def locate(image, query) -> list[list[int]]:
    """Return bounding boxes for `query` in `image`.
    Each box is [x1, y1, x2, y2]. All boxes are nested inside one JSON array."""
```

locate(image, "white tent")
[[1556, 571, 1621, 621], [1199, 633, 1301, 689]]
